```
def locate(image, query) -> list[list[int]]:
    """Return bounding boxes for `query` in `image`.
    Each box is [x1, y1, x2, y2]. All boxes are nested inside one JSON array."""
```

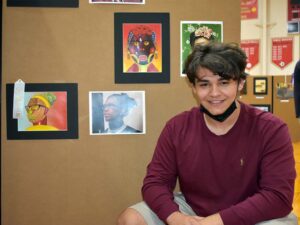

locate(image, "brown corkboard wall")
[[2, 0, 241, 225]]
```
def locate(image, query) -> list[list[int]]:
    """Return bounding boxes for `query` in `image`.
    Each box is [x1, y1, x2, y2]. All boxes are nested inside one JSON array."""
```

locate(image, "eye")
[[219, 80, 230, 86], [197, 82, 209, 87], [134, 41, 139, 46], [143, 41, 149, 46]]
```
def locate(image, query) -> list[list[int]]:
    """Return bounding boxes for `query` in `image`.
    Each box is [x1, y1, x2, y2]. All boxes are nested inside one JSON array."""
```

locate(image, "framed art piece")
[[90, 0, 145, 4], [7, 0, 79, 7], [114, 13, 170, 83], [253, 77, 268, 95], [6, 83, 78, 140], [276, 82, 294, 99], [89, 90, 145, 135], [180, 21, 223, 76], [288, 21, 300, 34], [252, 104, 271, 112]]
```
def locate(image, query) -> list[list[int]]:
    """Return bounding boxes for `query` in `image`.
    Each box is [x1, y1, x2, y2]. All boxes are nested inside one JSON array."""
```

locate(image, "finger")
[[189, 220, 200, 225], [192, 216, 204, 221]]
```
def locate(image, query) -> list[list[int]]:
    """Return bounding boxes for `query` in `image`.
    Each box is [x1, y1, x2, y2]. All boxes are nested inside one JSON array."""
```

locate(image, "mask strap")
[[200, 101, 237, 122]]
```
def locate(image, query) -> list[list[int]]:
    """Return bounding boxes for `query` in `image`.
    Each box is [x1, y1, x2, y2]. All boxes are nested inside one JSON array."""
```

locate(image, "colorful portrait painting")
[[18, 91, 68, 132], [180, 21, 223, 76], [89, 91, 145, 135], [122, 23, 162, 73]]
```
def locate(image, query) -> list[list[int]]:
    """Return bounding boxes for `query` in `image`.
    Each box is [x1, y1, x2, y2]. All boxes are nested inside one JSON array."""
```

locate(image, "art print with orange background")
[[122, 23, 162, 73]]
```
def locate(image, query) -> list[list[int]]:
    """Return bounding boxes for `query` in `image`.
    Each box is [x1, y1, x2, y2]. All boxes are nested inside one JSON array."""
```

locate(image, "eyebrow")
[[195, 76, 228, 82], [195, 78, 208, 83]]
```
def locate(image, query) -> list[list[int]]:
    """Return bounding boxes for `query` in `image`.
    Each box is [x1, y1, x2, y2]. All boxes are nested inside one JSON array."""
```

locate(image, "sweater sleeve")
[[141, 123, 179, 221], [219, 122, 296, 225]]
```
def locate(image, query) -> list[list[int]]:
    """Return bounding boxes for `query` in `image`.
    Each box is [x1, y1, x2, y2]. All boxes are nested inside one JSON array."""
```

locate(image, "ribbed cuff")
[[219, 208, 238, 225], [157, 201, 180, 222]]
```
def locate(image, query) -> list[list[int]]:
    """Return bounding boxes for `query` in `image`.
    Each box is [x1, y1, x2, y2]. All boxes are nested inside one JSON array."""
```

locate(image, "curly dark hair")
[[184, 42, 248, 85]]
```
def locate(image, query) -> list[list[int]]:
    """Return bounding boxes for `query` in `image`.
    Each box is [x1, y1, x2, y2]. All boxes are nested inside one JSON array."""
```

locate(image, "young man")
[[117, 43, 297, 225]]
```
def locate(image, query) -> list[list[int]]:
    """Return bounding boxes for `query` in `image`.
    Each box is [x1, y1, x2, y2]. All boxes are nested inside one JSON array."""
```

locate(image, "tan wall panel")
[[241, 75, 300, 142], [239, 76, 273, 106], [2, 0, 241, 224], [273, 76, 300, 142]]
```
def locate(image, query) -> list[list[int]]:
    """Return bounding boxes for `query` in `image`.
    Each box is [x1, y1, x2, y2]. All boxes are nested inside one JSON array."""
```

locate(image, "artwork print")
[[89, 91, 145, 135], [114, 13, 170, 83], [180, 21, 223, 76], [123, 23, 162, 73], [6, 83, 78, 140], [276, 82, 294, 99], [253, 77, 268, 95], [18, 91, 67, 131]]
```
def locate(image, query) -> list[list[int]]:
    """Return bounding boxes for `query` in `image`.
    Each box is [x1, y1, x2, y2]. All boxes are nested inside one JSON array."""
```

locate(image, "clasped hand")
[[166, 211, 224, 225]]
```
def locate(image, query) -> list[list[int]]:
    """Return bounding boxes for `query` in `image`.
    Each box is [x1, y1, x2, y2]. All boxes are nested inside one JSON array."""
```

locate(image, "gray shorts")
[[130, 193, 298, 225]]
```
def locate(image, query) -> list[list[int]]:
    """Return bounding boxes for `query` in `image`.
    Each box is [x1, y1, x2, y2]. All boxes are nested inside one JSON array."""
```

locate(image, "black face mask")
[[200, 101, 237, 122]]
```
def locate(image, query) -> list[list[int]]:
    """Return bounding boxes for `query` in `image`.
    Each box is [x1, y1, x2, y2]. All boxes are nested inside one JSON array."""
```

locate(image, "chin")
[[206, 102, 232, 114], [203, 105, 226, 115], [210, 110, 226, 116]]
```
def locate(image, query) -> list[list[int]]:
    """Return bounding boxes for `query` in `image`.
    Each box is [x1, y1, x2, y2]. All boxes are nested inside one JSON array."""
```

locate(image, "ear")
[[238, 79, 245, 92]]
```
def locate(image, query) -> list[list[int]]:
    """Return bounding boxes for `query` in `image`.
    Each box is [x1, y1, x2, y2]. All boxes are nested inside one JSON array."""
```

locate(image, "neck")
[[33, 117, 47, 125], [108, 119, 124, 130], [204, 101, 241, 135]]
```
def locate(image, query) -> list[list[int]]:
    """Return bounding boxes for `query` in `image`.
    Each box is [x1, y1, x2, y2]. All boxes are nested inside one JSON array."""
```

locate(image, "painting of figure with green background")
[[180, 21, 223, 76]]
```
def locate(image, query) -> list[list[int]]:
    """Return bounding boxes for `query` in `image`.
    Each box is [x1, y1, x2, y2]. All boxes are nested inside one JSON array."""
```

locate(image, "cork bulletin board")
[[1, 0, 241, 224]]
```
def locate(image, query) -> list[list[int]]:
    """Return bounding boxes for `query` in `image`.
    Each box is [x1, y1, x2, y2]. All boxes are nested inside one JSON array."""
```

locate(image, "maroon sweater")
[[142, 103, 295, 225]]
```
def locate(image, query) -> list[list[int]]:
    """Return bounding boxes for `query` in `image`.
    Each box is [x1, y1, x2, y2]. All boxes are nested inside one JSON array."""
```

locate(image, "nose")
[[210, 84, 221, 96]]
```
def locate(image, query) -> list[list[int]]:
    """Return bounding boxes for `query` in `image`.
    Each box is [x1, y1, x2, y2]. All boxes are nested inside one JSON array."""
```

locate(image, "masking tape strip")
[[13, 79, 25, 119]]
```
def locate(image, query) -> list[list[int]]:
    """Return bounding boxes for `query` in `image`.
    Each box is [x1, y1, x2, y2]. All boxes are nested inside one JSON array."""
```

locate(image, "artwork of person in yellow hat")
[[25, 93, 59, 131]]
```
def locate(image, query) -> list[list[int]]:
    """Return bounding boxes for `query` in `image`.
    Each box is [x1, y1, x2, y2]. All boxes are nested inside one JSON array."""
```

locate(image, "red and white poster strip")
[[241, 0, 258, 20], [241, 39, 259, 70], [272, 37, 293, 69]]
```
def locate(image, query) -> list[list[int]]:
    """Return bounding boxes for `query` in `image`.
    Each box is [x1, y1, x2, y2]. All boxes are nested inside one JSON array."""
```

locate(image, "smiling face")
[[192, 67, 244, 116], [26, 98, 48, 124]]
